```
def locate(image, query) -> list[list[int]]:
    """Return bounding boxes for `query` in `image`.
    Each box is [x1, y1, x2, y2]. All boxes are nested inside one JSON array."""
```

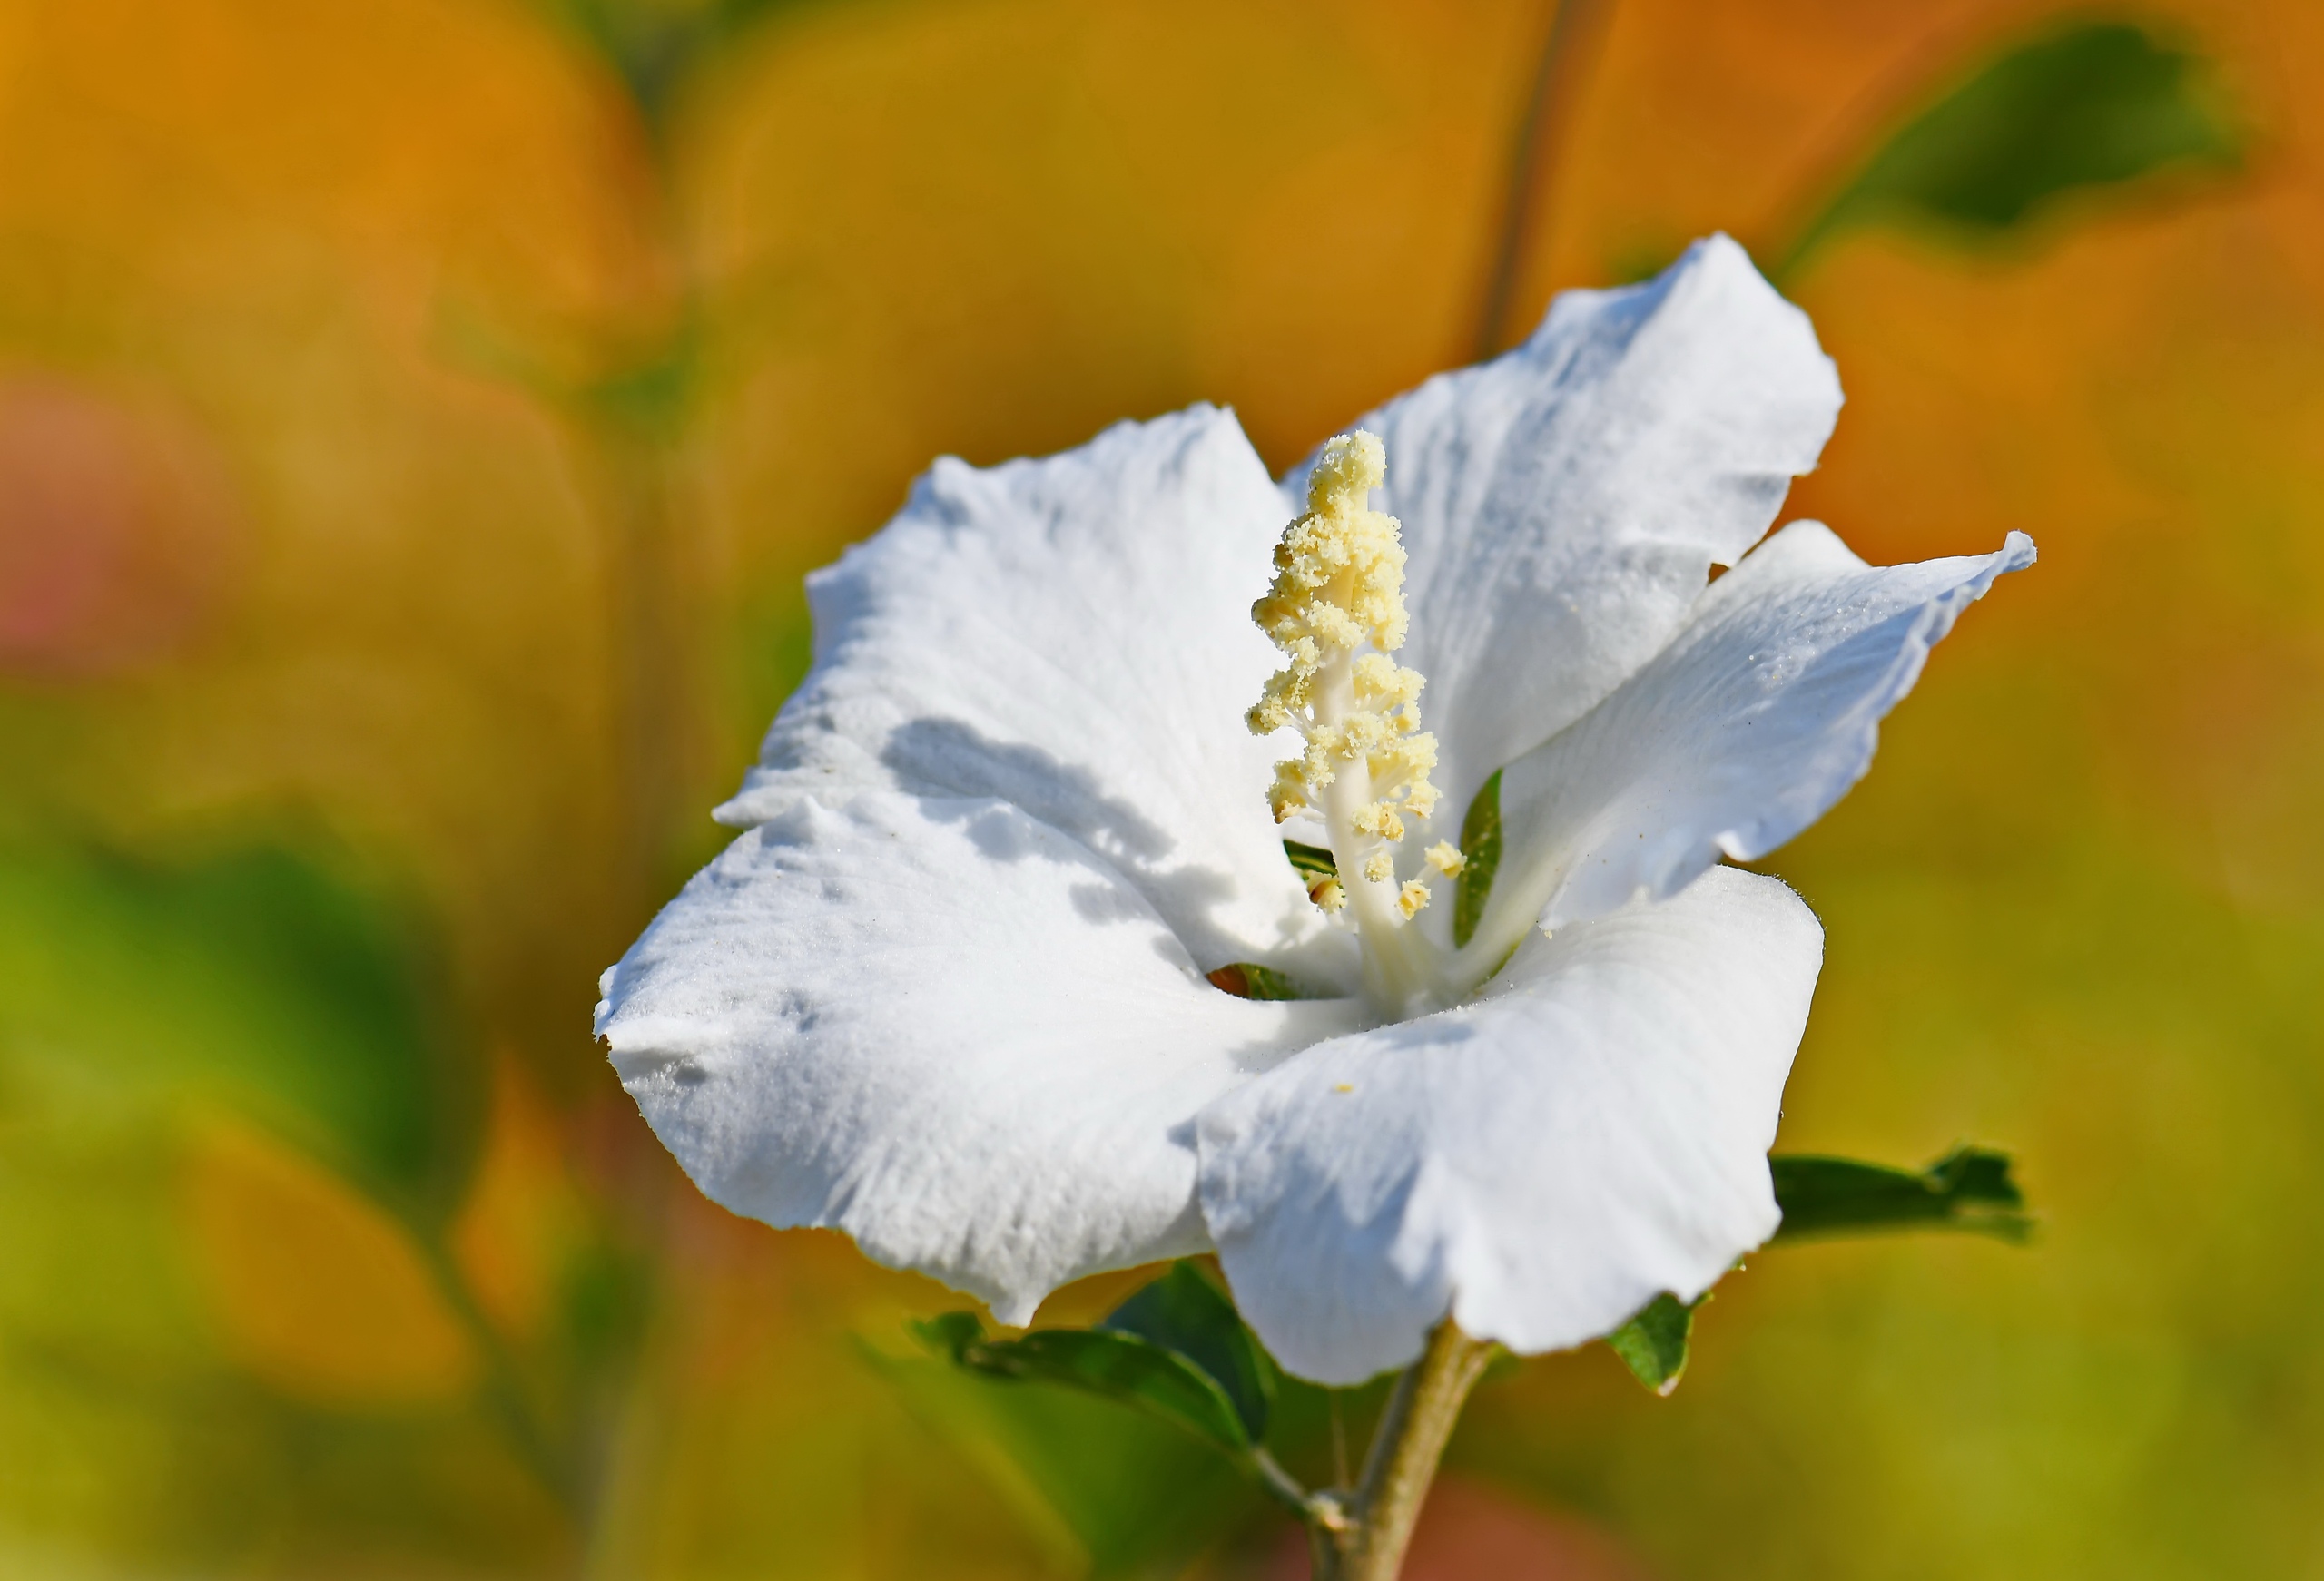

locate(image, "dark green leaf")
[[872, 1345, 1263, 1576], [1452, 769, 1502, 948], [917, 1315, 1253, 1453], [1606, 1291, 1699, 1397], [558, 1238, 654, 1379], [542, 0, 812, 133], [911, 1310, 987, 1361], [1770, 1145, 2031, 1243], [1283, 840, 1338, 881], [1101, 1262, 1275, 1443], [0, 838, 475, 1214], [1781, 21, 2240, 274]]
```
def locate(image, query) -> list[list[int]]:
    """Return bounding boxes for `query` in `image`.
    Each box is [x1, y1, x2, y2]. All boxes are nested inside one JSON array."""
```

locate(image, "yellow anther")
[[1425, 841, 1466, 877], [1310, 878, 1346, 913], [1246, 431, 1446, 921], [1354, 653, 1424, 711], [1396, 880, 1432, 918]]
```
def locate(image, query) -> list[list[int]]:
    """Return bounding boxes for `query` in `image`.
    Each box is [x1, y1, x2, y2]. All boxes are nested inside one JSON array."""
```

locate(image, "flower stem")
[[1311, 1320, 1495, 1580], [414, 1221, 584, 1516], [1472, 0, 1618, 359]]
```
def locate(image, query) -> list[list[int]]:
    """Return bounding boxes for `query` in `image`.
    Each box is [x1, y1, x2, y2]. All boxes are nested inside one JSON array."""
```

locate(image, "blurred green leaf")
[[917, 1311, 1253, 1454], [1770, 1145, 2031, 1243], [1101, 1262, 1276, 1445], [543, 0, 812, 133], [910, 1310, 987, 1362], [558, 1238, 655, 1381], [877, 1341, 1264, 1576], [1452, 768, 1503, 949], [1780, 20, 2240, 276], [584, 324, 702, 439], [1606, 1292, 1699, 1397], [0, 838, 476, 1215]]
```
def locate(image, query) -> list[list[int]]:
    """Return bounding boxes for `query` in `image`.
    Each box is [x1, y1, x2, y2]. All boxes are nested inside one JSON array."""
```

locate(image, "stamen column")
[[1246, 432, 1456, 1016]]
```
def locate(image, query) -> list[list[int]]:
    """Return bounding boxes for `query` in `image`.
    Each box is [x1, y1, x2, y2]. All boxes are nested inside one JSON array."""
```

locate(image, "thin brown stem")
[[1472, 0, 1618, 360], [415, 1227, 582, 1516], [1311, 1321, 1495, 1581]]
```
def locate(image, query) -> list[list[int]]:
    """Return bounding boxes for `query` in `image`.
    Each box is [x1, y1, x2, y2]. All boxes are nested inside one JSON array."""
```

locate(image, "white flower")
[[596, 236, 2034, 1385]]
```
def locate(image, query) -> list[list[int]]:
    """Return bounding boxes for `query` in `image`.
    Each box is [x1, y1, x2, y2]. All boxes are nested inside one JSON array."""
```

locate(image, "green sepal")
[[1781, 20, 2240, 275], [1282, 840, 1338, 880], [1205, 962, 1313, 1001], [1770, 1145, 2031, 1243], [1452, 769, 1502, 948], [913, 1308, 1255, 1453], [1606, 1291, 1701, 1397], [1100, 1262, 1276, 1444]]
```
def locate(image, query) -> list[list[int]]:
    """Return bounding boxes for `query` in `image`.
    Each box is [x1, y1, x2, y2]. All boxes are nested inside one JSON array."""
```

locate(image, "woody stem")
[[1310, 1320, 1495, 1581]]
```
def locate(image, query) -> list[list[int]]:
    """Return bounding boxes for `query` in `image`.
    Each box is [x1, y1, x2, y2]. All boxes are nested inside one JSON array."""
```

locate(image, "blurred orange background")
[[3, 0, 2319, 1576]]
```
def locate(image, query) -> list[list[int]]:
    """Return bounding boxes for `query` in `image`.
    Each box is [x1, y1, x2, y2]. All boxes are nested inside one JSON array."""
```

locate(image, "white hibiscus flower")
[[596, 236, 2032, 1386]]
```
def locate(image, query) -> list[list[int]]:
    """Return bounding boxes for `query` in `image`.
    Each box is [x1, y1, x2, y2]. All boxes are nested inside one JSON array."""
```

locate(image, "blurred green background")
[[1, 0, 2317, 1576]]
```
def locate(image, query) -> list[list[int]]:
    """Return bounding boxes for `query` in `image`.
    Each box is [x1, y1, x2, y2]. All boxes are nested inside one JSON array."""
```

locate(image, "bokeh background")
[[3, 0, 2319, 1576]]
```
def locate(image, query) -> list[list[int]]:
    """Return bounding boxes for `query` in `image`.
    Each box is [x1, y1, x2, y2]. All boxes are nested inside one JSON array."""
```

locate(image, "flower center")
[[1248, 431, 1462, 1016]]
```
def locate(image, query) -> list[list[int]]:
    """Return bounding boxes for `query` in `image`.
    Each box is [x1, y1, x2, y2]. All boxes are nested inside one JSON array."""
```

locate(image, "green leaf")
[[1781, 20, 2240, 275], [1452, 769, 1502, 948], [917, 1312, 1254, 1453], [542, 0, 812, 133], [584, 321, 702, 439], [1101, 1262, 1275, 1444], [0, 837, 475, 1215], [1770, 1145, 2031, 1243], [1283, 839, 1338, 881], [911, 1310, 987, 1362], [1606, 1291, 1700, 1397], [1597, 1150, 2031, 1398], [872, 1345, 1263, 1577]]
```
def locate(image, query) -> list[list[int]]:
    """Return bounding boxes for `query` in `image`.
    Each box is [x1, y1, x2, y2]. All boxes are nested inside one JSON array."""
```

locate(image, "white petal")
[[1295, 236, 1842, 859], [719, 404, 1345, 979], [1196, 866, 1821, 1384], [598, 792, 1364, 1323], [1473, 522, 2036, 957]]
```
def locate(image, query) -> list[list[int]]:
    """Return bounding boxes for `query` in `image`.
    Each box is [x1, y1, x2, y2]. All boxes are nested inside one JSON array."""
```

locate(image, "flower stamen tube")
[[1247, 431, 1454, 1018]]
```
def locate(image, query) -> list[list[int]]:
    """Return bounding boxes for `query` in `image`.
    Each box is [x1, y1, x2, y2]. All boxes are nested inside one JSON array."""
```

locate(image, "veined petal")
[[1472, 522, 2035, 959], [1196, 866, 1821, 1384], [1293, 236, 1842, 871], [598, 792, 1365, 1323], [719, 405, 1346, 979]]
